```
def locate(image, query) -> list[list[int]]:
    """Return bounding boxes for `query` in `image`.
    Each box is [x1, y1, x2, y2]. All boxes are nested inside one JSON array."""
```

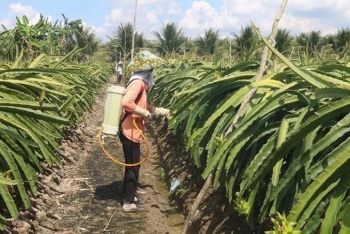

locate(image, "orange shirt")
[[121, 79, 153, 143]]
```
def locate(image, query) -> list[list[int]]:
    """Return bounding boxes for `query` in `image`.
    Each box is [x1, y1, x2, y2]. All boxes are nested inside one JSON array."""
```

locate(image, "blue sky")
[[1, 0, 350, 42]]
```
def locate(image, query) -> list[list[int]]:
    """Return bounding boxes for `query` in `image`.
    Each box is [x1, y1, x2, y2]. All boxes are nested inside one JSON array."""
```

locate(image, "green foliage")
[[0, 50, 109, 229], [266, 212, 301, 234], [149, 24, 350, 233], [153, 22, 187, 56], [233, 25, 260, 60], [0, 16, 108, 226], [195, 28, 219, 56], [160, 168, 165, 181], [0, 14, 100, 62], [275, 29, 293, 55], [175, 185, 187, 197]]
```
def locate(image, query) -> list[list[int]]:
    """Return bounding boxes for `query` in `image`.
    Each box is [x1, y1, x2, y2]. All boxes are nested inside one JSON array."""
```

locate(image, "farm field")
[[2, 1, 350, 233], [2, 79, 179, 233], [2, 77, 251, 234]]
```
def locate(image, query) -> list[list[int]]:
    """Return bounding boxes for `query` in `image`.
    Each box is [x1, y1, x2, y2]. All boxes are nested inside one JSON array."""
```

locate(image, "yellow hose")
[[98, 118, 150, 166]]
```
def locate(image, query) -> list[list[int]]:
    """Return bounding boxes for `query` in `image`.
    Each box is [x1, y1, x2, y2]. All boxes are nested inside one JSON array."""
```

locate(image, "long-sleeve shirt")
[[121, 79, 153, 143]]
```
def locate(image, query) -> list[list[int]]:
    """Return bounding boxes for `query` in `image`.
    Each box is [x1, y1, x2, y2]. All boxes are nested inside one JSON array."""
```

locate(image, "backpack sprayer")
[[98, 84, 150, 166]]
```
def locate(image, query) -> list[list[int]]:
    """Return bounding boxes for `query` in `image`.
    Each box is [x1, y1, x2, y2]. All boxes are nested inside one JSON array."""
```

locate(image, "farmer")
[[119, 50, 170, 213], [115, 61, 123, 84]]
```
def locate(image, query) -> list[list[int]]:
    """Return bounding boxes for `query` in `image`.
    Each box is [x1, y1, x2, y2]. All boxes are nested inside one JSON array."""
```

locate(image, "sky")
[[1, 0, 350, 42]]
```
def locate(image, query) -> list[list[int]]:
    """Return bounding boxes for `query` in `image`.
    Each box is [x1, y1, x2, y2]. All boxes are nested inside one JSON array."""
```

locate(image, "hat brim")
[[127, 50, 164, 72]]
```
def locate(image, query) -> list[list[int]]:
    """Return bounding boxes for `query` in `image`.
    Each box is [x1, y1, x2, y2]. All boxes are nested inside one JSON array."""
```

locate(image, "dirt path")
[[3, 80, 184, 234], [51, 89, 184, 234], [3, 77, 254, 234]]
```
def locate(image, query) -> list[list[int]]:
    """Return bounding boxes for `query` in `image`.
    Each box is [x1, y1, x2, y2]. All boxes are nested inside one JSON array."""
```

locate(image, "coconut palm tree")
[[295, 31, 322, 57], [233, 26, 259, 60], [134, 33, 145, 53], [211, 37, 232, 62], [309, 30, 322, 51], [116, 23, 133, 59], [107, 23, 144, 62], [76, 27, 101, 62], [295, 32, 308, 47], [334, 28, 350, 53], [275, 28, 293, 55], [59, 15, 86, 55], [153, 22, 187, 56], [195, 28, 219, 56]]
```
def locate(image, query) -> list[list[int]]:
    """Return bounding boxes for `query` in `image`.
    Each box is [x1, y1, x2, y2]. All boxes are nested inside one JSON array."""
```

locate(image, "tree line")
[[1, 15, 350, 64], [106, 22, 350, 63]]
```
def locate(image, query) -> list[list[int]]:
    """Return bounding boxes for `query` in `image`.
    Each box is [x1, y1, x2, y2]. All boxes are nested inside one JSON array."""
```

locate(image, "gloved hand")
[[134, 106, 151, 119], [154, 107, 171, 118]]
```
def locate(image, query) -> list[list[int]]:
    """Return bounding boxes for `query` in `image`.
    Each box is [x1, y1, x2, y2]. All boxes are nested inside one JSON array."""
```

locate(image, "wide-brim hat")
[[127, 50, 164, 72], [118, 61, 123, 65]]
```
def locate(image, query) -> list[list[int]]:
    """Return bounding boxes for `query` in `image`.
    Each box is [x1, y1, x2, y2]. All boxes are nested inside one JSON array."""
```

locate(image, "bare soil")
[[1, 77, 253, 234]]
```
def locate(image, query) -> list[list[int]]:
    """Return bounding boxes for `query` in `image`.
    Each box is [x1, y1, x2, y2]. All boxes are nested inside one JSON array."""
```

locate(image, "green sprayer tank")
[[102, 85, 126, 135]]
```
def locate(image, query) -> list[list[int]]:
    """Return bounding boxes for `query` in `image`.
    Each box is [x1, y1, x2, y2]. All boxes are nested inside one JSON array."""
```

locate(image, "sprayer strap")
[[120, 80, 145, 125]]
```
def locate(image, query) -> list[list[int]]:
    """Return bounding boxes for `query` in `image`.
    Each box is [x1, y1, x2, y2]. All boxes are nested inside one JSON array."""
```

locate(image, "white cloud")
[[9, 3, 36, 17], [288, 0, 347, 11], [280, 15, 323, 35], [74, 0, 350, 42], [2, 1, 350, 43], [221, 0, 280, 35], [82, 22, 106, 40], [104, 8, 129, 27], [0, 3, 48, 29], [138, 0, 167, 5], [87, 24, 107, 41], [224, 0, 274, 17], [99, 3, 163, 40], [100, 7, 133, 39], [281, 0, 350, 35], [146, 10, 158, 23], [180, 1, 218, 29], [0, 15, 12, 28], [217, 0, 350, 37], [178, 1, 239, 38], [167, 2, 182, 16]]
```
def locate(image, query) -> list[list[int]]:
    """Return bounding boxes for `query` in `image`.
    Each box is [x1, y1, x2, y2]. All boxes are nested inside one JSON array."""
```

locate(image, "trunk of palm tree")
[[131, 0, 138, 60], [124, 33, 126, 63], [180, 1, 289, 233], [229, 39, 232, 63]]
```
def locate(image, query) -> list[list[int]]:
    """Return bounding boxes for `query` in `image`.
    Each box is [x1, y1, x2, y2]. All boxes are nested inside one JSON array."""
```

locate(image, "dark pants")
[[117, 75, 122, 84], [119, 131, 140, 203]]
